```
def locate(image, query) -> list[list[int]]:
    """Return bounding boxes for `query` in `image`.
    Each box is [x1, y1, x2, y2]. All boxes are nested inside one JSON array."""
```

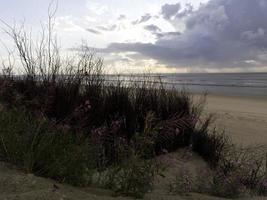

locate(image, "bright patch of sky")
[[0, 0, 206, 47], [0, 0, 207, 73]]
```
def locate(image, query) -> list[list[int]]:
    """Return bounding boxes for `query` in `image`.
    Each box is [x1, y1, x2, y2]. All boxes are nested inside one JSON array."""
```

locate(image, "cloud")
[[161, 3, 181, 20], [155, 31, 181, 39], [55, 16, 84, 32], [144, 24, 180, 39], [144, 24, 162, 33], [241, 28, 265, 40], [132, 13, 152, 25], [86, 2, 109, 15], [98, 0, 267, 71], [86, 28, 101, 34], [175, 3, 194, 19], [96, 25, 117, 31], [118, 15, 126, 20]]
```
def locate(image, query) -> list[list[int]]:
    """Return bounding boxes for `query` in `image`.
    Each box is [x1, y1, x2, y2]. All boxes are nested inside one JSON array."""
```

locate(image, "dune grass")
[[0, 67, 219, 197]]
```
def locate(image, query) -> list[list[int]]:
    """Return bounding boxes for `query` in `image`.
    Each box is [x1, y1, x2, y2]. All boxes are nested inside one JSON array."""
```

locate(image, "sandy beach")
[[205, 95, 267, 146]]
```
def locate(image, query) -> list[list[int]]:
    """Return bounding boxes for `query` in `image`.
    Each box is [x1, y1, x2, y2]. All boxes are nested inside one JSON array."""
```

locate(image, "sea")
[[108, 73, 267, 97], [12, 73, 267, 97]]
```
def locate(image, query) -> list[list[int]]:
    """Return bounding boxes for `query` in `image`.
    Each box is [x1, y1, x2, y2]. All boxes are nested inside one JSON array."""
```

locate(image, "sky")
[[1, 0, 267, 73]]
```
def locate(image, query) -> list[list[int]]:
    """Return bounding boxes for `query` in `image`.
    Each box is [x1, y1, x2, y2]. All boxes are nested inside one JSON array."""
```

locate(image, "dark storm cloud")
[[96, 0, 267, 70], [132, 13, 152, 25]]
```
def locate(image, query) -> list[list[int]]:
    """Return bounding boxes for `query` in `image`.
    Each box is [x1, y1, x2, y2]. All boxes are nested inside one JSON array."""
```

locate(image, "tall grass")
[[0, 108, 97, 186]]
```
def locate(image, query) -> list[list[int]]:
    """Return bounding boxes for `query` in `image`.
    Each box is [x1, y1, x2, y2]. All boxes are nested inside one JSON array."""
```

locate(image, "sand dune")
[[0, 95, 266, 199]]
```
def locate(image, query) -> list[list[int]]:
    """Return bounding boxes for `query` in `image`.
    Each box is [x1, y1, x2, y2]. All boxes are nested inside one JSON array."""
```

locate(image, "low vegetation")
[[168, 145, 267, 198]]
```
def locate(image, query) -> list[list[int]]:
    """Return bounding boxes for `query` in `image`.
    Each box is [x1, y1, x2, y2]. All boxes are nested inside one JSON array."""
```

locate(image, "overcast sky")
[[1, 0, 267, 73]]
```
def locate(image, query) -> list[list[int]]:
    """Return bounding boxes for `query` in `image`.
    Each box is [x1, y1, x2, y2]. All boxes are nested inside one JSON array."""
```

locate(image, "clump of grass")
[[211, 170, 247, 198], [0, 107, 163, 197], [195, 168, 248, 198], [192, 125, 229, 168], [92, 112, 163, 198], [195, 145, 267, 198], [98, 155, 160, 198], [218, 145, 267, 193], [0, 108, 97, 186]]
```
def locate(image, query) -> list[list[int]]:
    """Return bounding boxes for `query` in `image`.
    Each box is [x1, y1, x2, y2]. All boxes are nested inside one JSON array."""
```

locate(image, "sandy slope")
[[0, 162, 124, 200], [205, 95, 267, 146], [0, 150, 266, 200]]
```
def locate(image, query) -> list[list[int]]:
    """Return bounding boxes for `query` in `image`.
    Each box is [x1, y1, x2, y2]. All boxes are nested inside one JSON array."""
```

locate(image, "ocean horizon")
[[107, 72, 267, 97]]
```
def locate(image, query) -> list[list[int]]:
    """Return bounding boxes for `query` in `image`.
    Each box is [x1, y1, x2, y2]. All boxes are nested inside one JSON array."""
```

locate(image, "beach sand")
[[205, 95, 267, 146]]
